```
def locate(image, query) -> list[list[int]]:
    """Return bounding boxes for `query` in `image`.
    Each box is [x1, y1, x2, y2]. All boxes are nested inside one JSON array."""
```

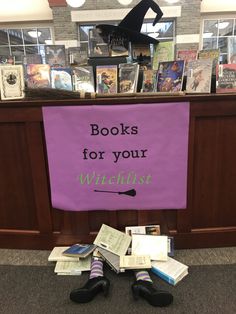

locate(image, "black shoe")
[[70, 276, 110, 303], [131, 280, 173, 307]]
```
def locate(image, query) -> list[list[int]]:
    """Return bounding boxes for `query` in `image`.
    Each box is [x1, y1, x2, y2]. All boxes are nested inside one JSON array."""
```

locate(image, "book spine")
[[151, 267, 176, 286]]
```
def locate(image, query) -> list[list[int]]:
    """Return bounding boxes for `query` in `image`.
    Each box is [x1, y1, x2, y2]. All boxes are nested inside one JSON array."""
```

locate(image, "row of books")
[[1, 60, 236, 101], [48, 223, 188, 286]]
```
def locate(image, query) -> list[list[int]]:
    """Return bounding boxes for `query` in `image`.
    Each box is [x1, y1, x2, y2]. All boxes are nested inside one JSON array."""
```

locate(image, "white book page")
[[132, 235, 168, 261], [120, 255, 151, 269], [54, 256, 91, 273]]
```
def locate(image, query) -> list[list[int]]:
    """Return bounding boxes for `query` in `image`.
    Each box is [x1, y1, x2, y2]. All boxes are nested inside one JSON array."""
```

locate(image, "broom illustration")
[[94, 188, 136, 197]]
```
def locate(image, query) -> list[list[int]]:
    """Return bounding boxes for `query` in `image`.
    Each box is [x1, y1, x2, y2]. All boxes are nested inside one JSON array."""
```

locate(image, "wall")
[[51, 0, 201, 52]]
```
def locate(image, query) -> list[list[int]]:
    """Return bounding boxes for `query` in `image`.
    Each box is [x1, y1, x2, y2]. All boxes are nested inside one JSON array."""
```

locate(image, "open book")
[[54, 255, 91, 275], [94, 224, 131, 256]]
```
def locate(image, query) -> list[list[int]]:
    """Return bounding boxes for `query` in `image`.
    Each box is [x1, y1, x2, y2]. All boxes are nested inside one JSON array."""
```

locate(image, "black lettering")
[[131, 126, 138, 135]]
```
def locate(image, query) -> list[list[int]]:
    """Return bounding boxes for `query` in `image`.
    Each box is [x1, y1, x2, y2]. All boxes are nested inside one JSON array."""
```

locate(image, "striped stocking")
[[135, 270, 153, 282], [89, 258, 104, 279]]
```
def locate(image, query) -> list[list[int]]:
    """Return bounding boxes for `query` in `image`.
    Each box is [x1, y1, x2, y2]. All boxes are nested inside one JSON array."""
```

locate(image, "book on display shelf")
[[0, 55, 15, 65], [22, 54, 42, 65], [45, 45, 66, 67], [131, 43, 151, 63], [176, 49, 198, 75], [26, 64, 51, 88], [141, 69, 157, 92], [152, 41, 174, 71], [62, 244, 96, 258], [119, 62, 139, 93], [72, 65, 95, 93], [51, 67, 73, 91], [151, 257, 188, 286], [216, 63, 236, 93], [68, 43, 88, 66], [96, 65, 118, 94], [88, 28, 109, 58], [110, 35, 129, 57], [156, 60, 185, 92], [227, 37, 236, 64], [0, 65, 25, 100], [185, 59, 213, 94], [198, 48, 220, 75]]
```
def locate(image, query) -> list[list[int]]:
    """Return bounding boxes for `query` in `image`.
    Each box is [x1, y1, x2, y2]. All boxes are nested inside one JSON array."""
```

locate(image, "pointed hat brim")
[[96, 24, 159, 44]]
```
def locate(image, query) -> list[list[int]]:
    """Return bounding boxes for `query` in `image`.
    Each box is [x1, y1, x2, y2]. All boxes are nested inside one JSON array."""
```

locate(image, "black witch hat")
[[96, 0, 163, 45]]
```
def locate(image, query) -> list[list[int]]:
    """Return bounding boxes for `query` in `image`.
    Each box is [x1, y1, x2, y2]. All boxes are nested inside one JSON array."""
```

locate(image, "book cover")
[[88, 29, 109, 58], [72, 65, 95, 92], [0, 65, 25, 100], [131, 43, 151, 63], [93, 224, 131, 257], [0, 55, 15, 65], [26, 64, 51, 88], [22, 54, 42, 65], [216, 64, 236, 93], [63, 244, 96, 258], [45, 45, 66, 67], [119, 63, 139, 93], [51, 67, 73, 91], [185, 59, 213, 94], [68, 43, 88, 65], [151, 257, 188, 286], [96, 65, 118, 94], [48, 246, 80, 262], [110, 35, 129, 57], [157, 60, 185, 92], [125, 225, 161, 236], [141, 69, 157, 92], [176, 49, 198, 75], [227, 37, 236, 64], [198, 48, 220, 75], [131, 234, 168, 261], [152, 41, 174, 71], [120, 255, 151, 270]]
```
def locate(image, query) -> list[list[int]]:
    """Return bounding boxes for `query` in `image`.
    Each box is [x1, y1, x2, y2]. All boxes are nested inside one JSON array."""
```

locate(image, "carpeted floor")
[[0, 264, 235, 314]]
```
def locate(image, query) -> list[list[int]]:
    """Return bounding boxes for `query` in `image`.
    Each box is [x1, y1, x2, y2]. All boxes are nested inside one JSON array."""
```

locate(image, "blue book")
[[62, 244, 96, 258], [151, 257, 188, 286]]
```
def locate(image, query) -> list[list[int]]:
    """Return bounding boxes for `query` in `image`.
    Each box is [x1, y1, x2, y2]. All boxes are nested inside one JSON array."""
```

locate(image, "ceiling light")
[[117, 0, 133, 5], [66, 0, 86, 8], [165, 0, 180, 4], [28, 31, 41, 38], [203, 32, 213, 38], [216, 22, 229, 29]]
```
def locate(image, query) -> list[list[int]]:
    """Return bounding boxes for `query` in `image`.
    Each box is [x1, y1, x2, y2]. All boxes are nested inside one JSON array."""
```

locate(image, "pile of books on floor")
[[48, 224, 188, 285]]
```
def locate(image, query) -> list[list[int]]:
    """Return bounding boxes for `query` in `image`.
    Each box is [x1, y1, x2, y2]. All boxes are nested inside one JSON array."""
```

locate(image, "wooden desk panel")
[[0, 95, 235, 249]]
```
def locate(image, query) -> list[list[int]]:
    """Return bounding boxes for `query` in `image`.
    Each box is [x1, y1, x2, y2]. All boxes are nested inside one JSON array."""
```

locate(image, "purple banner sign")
[[43, 102, 189, 211]]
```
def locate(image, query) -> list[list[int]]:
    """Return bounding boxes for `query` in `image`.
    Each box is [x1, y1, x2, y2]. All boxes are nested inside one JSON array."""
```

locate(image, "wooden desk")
[[0, 94, 236, 249]]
